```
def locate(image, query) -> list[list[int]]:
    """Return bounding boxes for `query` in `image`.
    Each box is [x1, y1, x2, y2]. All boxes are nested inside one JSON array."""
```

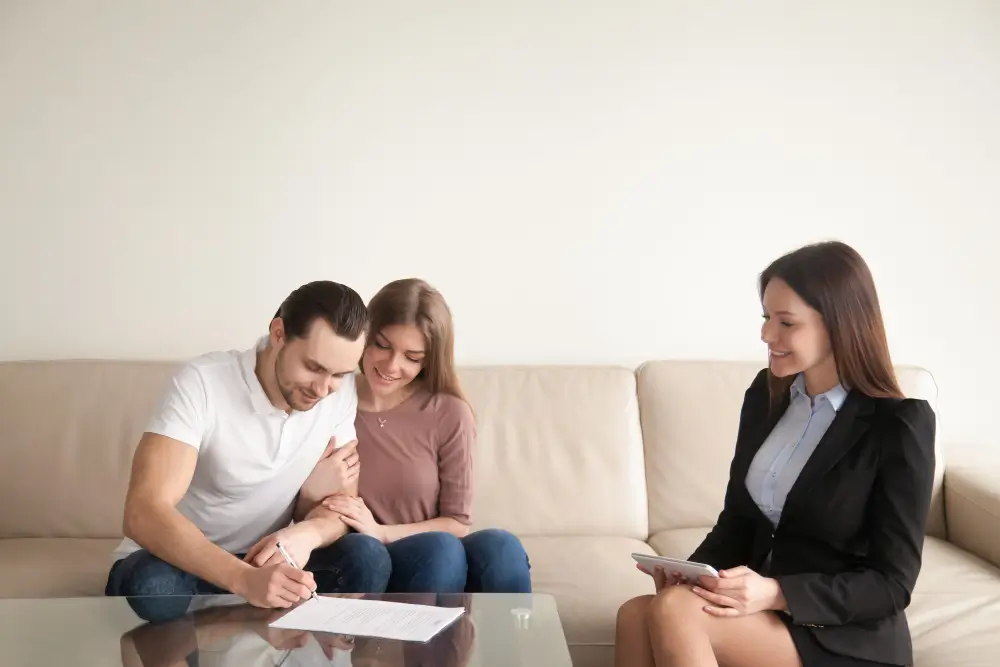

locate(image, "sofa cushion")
[[646, 526, 712, 560], [459, 366, 648, 538], [912, 537, 1000, 595], [0, 360, 178, 539], [636, 361, 946, 540], [518, 536, 655, 652], [907, 592, 1000, 666], [0, 538, 120, 597]]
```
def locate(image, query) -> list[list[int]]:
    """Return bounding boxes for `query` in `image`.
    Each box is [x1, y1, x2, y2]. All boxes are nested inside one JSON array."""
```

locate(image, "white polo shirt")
[[112, 336, 358, 561]]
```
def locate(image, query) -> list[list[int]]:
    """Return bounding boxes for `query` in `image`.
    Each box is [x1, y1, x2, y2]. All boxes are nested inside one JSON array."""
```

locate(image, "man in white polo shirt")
[[105, 280, 389, 620]]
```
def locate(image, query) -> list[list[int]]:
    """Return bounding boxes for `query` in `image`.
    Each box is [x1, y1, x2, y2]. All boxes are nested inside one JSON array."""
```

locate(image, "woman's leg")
[[308, 532, 392, 594], [647, 586, 802, 667], [385, 532, 468, 593], [462, 528, 531, 593], [614, 595, 656, 667]]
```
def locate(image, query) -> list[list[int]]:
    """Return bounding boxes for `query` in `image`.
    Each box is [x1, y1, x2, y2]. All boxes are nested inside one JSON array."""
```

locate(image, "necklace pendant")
[[377, 417, 387, 428]]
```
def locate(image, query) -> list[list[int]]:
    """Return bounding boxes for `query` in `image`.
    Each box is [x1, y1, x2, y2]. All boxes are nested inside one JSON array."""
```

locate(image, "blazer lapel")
[[783, 391, 874, 510]]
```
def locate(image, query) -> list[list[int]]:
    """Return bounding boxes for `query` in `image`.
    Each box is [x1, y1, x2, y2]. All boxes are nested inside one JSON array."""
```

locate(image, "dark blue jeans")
[[104, 537, 391, 622], [319, 528, 532, 594]]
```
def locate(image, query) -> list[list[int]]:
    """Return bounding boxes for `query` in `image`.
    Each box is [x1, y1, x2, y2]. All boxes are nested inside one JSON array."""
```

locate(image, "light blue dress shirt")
[[746, 373, 849, 528]]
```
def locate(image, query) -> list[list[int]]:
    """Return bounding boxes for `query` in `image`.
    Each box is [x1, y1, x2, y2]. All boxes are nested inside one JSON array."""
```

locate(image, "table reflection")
[[119, 593, 476, 667]]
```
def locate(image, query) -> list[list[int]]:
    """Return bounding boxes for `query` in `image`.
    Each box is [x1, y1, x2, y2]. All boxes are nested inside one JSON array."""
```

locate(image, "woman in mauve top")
[[318, 278, 531, 594]]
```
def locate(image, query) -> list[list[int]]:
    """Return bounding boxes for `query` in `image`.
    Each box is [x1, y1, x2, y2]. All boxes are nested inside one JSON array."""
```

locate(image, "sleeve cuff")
[[145, 422, 203, 450], [440, 507, 472, 525]]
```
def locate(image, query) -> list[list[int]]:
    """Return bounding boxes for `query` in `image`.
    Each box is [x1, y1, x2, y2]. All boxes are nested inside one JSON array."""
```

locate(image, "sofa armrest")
[[945, 465, 1000, 569]]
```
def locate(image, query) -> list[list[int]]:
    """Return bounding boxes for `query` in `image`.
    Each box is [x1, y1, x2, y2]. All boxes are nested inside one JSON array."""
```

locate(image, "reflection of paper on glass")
[[269, 597, 464, 643]]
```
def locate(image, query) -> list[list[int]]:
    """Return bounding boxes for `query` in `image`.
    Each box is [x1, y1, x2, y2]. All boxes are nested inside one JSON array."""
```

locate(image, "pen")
[[275, 541, 319, 601]]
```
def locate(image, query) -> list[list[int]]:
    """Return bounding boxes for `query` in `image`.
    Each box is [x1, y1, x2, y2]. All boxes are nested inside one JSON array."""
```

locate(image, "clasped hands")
[[641, 563, 786, 618], [320, 493, 386, 543], [298, 435, 387, 542]]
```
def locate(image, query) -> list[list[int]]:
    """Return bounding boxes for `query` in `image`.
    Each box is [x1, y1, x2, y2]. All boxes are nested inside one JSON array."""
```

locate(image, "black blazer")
[[689, 368, 936, 666]]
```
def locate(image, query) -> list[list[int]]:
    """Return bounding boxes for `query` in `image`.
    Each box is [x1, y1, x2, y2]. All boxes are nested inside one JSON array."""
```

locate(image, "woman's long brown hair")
[[364, 278, 469, 405], [759, 241, 904, 410]]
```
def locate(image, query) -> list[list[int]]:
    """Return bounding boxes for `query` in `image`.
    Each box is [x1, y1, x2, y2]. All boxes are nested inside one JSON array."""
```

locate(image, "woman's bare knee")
[[648, 586, 707, 632], [617, 594, 654, 627], [615, 595, 657, 667]]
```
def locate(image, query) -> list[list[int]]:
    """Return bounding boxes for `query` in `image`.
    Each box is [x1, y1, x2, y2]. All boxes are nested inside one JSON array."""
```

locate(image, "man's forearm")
[[293, 493, 315, 523], [296, 476, 358, 526], [299, 504, 352, 546], [125, 501, 252, 593]]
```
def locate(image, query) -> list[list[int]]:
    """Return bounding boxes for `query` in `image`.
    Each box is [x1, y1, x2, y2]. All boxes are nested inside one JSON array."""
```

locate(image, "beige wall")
[[1, 0, 998, 456]]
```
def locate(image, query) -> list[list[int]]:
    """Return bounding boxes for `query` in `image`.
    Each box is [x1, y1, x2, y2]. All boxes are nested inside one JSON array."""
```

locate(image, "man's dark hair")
[[273, 280, 368, 341]]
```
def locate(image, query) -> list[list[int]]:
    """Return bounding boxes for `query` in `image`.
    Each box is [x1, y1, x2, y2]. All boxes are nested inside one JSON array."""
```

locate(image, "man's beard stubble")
[[274, 346, 301, 410]]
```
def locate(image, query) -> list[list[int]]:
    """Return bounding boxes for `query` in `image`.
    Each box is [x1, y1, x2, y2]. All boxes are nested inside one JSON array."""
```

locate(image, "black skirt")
[[778, 614, 898, 667]]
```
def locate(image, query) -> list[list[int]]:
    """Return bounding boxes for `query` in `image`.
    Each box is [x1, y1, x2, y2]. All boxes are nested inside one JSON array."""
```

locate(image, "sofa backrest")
[[0, 360, 179, 538], [0, 358, 943, 541], [0, 360, 652, 540], [636, 360, 946, 540], [458, 366, 648, 538]]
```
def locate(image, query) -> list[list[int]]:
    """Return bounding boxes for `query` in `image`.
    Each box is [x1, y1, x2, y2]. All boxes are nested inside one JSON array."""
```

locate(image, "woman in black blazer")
[[615, 241, 936, 667]]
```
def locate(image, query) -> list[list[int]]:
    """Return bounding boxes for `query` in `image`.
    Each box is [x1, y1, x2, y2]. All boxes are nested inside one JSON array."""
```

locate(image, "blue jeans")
[[104, 538, 391, 622], [319, 528, 532, 594]]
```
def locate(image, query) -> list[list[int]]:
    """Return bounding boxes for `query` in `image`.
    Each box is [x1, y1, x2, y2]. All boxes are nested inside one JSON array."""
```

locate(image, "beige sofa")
[[2, 359, 999, 665]]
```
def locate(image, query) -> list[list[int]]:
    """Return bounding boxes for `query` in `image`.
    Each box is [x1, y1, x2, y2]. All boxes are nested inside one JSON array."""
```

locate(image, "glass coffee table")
[[0, 592, 572, 666]]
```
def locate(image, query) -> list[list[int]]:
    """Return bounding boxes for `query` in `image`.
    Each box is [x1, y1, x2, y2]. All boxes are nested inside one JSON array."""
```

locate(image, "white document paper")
[[269, 596, 464, 643]]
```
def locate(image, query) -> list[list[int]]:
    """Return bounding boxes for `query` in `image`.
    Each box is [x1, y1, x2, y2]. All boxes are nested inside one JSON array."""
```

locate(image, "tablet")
[[631, 553, 719, 582]]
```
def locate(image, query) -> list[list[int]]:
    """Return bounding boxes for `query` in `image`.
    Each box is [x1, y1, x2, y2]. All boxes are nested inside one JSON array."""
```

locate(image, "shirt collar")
[[791, 373, 849, 412], [240, 336, 281, 415]]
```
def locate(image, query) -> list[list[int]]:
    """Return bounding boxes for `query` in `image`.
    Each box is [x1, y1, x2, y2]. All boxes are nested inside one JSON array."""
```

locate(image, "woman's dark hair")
[[760, 241, 903, 408]]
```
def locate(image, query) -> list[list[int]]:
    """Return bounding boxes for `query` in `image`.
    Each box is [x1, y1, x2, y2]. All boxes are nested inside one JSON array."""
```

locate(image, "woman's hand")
[[300, 438, 360, 505], [636, 564, 691, 592], [322, 495, 386, 543], [690, 565, 786, 617]]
